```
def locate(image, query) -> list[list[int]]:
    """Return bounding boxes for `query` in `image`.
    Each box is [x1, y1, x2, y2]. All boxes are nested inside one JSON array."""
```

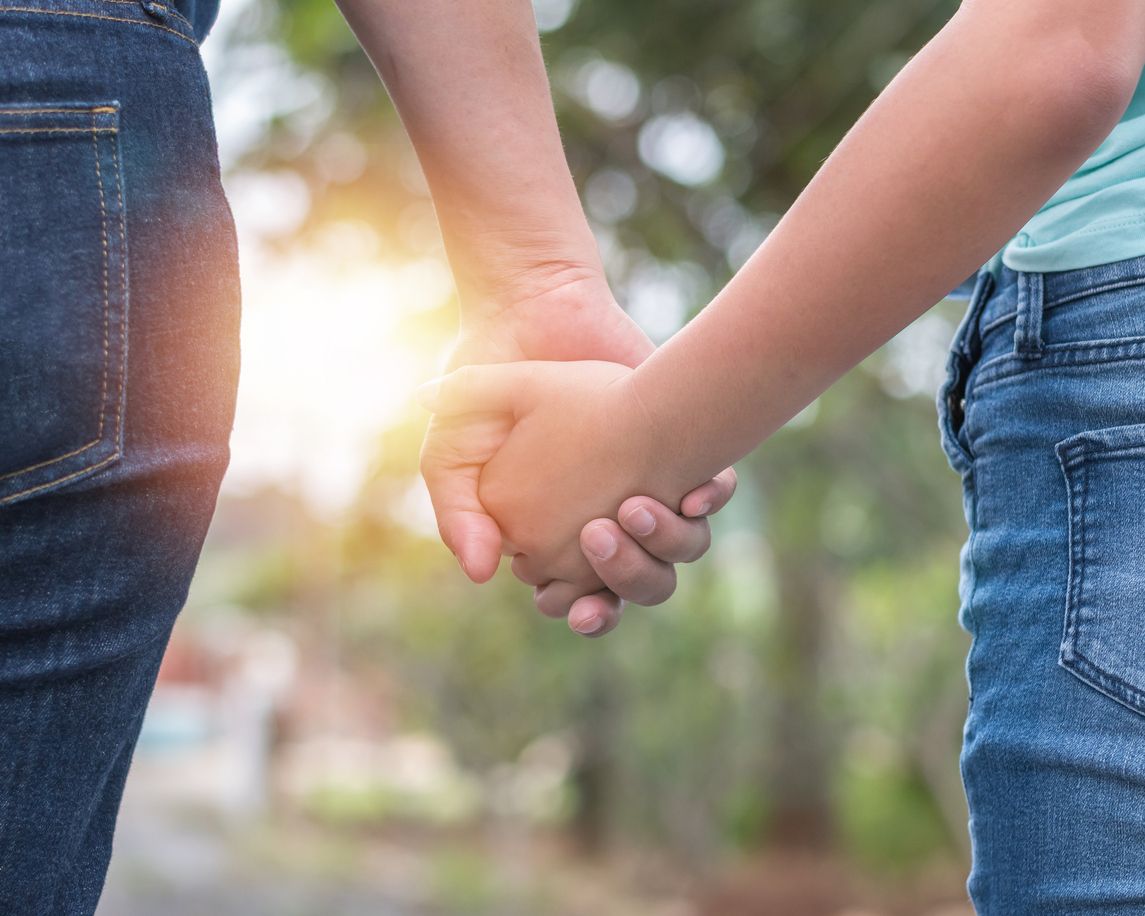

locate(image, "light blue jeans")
[[938, 256, 1145, 912]]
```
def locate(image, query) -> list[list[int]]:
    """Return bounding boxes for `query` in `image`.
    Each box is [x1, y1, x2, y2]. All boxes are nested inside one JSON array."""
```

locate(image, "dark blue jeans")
[[939, 258, 1145, 912], [0, 2, 238, 912]]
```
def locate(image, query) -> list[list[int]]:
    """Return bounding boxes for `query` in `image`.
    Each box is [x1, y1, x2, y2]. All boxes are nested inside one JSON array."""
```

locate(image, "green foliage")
[[837, 755, 951, 872], [429, 848, 500, 913]]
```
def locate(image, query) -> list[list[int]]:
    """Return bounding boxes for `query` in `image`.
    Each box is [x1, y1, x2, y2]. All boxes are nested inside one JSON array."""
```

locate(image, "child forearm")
[[632, 0, 1145, 491]]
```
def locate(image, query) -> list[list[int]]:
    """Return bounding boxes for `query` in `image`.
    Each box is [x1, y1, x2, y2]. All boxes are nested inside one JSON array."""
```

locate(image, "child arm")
[[424, 0, 1145, 597], [632, 0, 1145, 488]]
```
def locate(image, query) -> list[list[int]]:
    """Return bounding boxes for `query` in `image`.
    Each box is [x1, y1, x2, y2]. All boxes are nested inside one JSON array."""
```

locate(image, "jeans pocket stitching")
[[0, 105, 128, 506], [1056, 426, 1145, 717]]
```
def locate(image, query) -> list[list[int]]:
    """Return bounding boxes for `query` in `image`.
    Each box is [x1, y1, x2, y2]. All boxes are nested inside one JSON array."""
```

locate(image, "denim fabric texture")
[[0, 2, 239, 912], [938, 255, 1145, 912]]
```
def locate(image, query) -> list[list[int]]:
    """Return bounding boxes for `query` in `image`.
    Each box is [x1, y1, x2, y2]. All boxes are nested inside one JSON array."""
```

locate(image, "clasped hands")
[[418, 268, 734, 637]]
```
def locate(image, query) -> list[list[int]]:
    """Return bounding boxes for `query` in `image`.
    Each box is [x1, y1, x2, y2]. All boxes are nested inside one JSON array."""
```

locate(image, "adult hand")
[[418, 266, 736, 630]]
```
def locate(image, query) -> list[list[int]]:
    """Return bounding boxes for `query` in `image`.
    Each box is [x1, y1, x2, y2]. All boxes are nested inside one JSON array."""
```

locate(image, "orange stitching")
[[0, 121, 115, 485], [97, 0, 197, 32], [0, 438, 100, 478], [0, 127, 117, 135], [91, 113, 112, 450], [110, 125, 128, 452], [0, 107, 117, 115], [0, 451, 120, 504], [0, 7, 196, 46], [0, 438, 102, 479]]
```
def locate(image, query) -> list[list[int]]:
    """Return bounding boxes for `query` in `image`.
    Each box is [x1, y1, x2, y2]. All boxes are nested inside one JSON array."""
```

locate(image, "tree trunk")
[[767, 553, 837, 849]]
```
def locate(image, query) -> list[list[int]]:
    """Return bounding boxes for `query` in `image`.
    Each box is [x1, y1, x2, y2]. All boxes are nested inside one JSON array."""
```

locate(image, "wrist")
[[445, 215, 605, 314], [615, 371, 687, 510], [627, 359, 736, 506], [455, 269, 655, 368], [458, 256, 605, 320]]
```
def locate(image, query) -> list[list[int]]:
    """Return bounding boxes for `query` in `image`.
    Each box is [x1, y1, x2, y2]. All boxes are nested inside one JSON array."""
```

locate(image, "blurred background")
[[97, 0, 978, 913]]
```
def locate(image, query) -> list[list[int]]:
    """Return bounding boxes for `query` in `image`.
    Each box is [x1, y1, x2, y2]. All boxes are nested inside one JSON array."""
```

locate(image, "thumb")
[[420, 423, 506, 583], [443, 498, 503, 584], [416, 362, 544, 418], [598, 306, 655, 369]]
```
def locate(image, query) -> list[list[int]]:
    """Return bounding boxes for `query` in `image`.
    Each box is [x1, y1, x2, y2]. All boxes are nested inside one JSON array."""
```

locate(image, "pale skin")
[[333, 0, 739, 635], [419, 0, 1145, 605]]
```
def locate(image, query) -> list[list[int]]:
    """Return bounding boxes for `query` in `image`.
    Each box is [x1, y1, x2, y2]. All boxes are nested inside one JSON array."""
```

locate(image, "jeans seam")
[[1064, 449, 1087, 652], [0, 453, 120, 506], [980, 275, 1145, 338], [0, 127, 116, 135], [1043, 274, 1145, 310], [110, 119, 128, 456], [972, 338, 1145, 392], [96, 0, 198, 32], [964, 470, 981, 637], [0, 6, 196, 46], [0, 107, 117, 116]]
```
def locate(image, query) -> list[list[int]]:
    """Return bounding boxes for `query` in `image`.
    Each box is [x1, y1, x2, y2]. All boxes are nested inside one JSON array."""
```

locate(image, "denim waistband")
[[0, 0, 200, 47], [957, 250, 1145, 375], [974, 252, 1145, 349], [989, 252, 1145, 317]]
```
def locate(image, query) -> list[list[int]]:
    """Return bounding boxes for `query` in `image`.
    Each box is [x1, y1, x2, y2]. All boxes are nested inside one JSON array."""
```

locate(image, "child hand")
[[418, 360, 679, 593]]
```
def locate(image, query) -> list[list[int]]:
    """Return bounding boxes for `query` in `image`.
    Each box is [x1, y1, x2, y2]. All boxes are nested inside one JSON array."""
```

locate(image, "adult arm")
[[332, 0, 736, 622]]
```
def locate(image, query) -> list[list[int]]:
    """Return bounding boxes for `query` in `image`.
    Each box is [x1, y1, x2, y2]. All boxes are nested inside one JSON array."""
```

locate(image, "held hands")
[[419, 359, 728, 634], [418, 269, 735, 635], [420, 360, 654, 589]]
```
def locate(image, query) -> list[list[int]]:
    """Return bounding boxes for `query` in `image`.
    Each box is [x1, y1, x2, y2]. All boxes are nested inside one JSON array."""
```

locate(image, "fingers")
[[533, 581, 625, 636], [579, 520, 677, 606], [510, 553, 548, 588], [510, 548, 603, 597], [615, 496, 711, 564], [531, 579, 584, 618], [416, 362, 541, 418], [679, 466, 738, 518], [568, 590, 625, 637]]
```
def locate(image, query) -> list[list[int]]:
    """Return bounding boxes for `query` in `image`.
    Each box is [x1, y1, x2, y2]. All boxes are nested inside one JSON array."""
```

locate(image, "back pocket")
[[1056, 423, 1145, 716], [0, 102, 128, 506]]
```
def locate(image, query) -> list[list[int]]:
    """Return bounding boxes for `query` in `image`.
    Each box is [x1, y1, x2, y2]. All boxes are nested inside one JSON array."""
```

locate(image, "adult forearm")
[[632, 1, 1145, 494], [334, 0, 601, 305]]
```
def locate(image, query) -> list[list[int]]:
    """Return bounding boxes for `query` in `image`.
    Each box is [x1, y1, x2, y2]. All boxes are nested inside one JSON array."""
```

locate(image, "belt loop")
[[139, 0, 168, 21], [1014, 270, 1045, 358]]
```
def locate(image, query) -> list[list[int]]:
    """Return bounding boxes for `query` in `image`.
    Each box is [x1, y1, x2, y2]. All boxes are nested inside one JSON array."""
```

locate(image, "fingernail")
[[414, 378, 441, 410], [583, 525, 618, 560], [573, 615, 604, 636], [625, 506, 656, 536], [693, 501, 712, 517]]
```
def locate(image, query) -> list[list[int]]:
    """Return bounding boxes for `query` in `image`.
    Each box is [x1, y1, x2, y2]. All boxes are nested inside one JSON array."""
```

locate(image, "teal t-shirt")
[[985, 69, 1145, 277]]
